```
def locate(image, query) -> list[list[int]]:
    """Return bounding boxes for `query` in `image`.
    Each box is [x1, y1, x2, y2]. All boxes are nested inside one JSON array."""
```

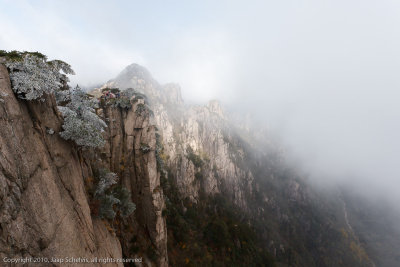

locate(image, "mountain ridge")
[[95, 63, 378, 266], [1, 56, 398, 266]]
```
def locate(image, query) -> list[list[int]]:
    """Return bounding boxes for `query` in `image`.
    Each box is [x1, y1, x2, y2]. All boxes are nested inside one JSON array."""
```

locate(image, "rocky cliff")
[[2, 57, 396, 266], [98, 64, 255, 209], [98, 100, 167, 266], [95, 64, 378, 266], [0, 63, 167, 266]]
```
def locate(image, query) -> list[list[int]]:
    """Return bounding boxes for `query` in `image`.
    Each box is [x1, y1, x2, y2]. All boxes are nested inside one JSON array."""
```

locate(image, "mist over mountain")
[[2, 1, 400, 207], [1, 1, 400, 266]]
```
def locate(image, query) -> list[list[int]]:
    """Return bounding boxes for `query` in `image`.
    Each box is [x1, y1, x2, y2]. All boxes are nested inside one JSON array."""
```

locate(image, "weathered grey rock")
[[102, 64, 256, 210]]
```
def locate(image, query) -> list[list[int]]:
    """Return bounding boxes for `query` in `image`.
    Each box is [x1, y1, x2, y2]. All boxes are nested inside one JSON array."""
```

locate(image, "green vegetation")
[[101, 87, 120, 94], [140, 143, 151, 153], [162, 168, 276, 267], [1, 50, 74, 101], [0, 50, 47, 61], [123, 88, 148, 103], [112, 186, 136, 218], [1, 50, 105, 148], [100, 88, 132, 110], [135, 103, 147, 115], [58, 85, 107, 148], [113, 97, 131, 109], [155, 132, 165, 172], [194, 171, 203, 181], [244, 146, 372, 267], [90, 169, 136, 221], [186, 146, 204, 168]]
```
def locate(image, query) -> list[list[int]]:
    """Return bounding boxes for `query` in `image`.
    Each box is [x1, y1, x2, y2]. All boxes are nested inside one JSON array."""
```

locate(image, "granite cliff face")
[[0, 64, 122, 265], [98, 64, 255, 210], [0, 63, 167, 266], [2, 59, 396, 266], [96, 64, 379, 266], [98, 100, 167, 266]]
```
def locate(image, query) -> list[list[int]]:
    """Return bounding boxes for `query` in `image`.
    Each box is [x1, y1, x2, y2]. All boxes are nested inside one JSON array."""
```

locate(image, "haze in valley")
[[1, 0, 400, 213]]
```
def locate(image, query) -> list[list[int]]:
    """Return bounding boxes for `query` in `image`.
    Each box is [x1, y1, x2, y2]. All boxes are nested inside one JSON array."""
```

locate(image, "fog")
[[1, 1, 400, 210]]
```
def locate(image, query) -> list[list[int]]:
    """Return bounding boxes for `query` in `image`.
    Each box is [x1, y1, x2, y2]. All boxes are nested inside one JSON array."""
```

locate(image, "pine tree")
[[58, 85, 107, 148], [93, 169, 136, 220], [4, 52, 74, 101]]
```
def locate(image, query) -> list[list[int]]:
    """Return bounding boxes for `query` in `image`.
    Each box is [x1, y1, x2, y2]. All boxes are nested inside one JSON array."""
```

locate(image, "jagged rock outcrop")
[[99, 64, 255, 209], [97, 101, 167, 266], [0, 64, 122, 266], [97, 63, 377, 267], [0, 63, 167, 266], [1, 56, 385, 266]]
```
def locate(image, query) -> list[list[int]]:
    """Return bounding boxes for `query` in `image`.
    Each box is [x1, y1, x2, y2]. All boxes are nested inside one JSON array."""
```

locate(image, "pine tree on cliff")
[[2, 50, 74, 101], [57, 85, 107, 148]]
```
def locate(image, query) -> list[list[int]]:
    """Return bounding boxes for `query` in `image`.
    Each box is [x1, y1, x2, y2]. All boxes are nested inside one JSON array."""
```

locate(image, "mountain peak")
[[118, 63, 152, 80], [207, 99, 224, 118]]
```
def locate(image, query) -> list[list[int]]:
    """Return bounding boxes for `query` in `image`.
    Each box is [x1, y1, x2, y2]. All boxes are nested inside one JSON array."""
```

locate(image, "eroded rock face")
[[0, 65, 123, 266], [0, 64, 168, 266], [1, 59, 382, 266], [102, 65, 255, 210], [97, 65, 378, 267], [98, 101, 167, 266]]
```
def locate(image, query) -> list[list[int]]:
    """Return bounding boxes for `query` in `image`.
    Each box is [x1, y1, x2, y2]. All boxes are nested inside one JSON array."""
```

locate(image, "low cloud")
[[2, 0, 400, 211]]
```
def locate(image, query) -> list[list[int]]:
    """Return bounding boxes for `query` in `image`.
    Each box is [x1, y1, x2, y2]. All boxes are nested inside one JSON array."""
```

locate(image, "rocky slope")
[[95, 64, 380, 266], [97, 64, 255, 209], [2, 57, 398, 266], [98, 99, 167, 266], [0, 63, 167, 266]]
